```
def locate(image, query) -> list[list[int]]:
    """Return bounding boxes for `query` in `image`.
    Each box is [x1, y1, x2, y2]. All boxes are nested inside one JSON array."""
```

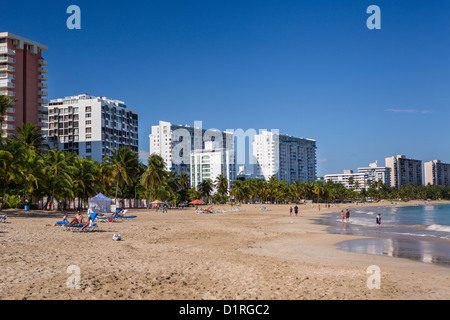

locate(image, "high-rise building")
[[149, 120, 234, 176], [424, 160, 450, 186], [190, 141, 236, 191], [357, 161, 391, 187], [0, 32, 48, 138], [385, 155, 422, 188], [324, 170, 371, 192], [46, 94, 139, 162], [253, 130, 317, 184]]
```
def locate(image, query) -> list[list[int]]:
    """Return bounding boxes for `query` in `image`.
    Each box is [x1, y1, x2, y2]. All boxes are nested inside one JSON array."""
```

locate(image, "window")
[[86, 120, 91, 125], [86, 113, 91, 118], [86, 127, 92, 133]]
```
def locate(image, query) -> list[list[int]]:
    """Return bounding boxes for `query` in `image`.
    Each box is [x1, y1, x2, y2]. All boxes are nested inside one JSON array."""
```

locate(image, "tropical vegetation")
[[1, 96, 449, 211]]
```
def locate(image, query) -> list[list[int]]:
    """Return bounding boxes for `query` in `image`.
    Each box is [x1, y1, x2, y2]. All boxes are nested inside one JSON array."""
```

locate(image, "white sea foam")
[[426, 224, 450, 233]]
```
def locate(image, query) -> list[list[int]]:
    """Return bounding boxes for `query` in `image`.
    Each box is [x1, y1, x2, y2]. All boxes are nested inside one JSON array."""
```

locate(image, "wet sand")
[[0, 200, 449, 300]]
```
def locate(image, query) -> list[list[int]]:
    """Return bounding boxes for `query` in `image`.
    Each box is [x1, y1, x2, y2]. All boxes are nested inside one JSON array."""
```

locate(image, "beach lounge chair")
[[65, 213, 99, 232]]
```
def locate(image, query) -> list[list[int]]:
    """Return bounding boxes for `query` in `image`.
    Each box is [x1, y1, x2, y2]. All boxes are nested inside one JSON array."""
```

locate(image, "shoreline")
[[1, 200, 449, 300]]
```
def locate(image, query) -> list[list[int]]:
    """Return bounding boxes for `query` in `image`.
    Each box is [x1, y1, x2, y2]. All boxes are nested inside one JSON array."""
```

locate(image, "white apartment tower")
[[46, 94, 139, 162], [385, 155, 422, 188], [324, 170, 371, 192], [190, 141, 236, 191], [149, 120, 235, 176], [357, 161, 391, 187], [253, 130, 317, 184], [424, 160, 450, 186]]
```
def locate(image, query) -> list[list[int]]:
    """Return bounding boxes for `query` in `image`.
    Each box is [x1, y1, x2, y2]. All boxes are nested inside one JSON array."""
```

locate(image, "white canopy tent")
[[88, 193, 114, 214]]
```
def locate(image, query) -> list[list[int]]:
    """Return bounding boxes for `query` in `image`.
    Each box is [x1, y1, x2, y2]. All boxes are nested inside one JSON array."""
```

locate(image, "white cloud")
[[318, 158, 328, 164], [385, 108, 434, 114], [385, 109, 418, 113], [139, 150, 150, 161]]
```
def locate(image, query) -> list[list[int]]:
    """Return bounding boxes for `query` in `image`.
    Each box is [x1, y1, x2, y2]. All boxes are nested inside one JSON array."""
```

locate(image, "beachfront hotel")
[[385, 154, 423, 188], [324, 162, 391, 191], [0, 32, 48, 138], [253, 130, 317, 184], [190, 141, 236, 192], [45, 94, 139, 162], [357, 161, 391, 187], [424, 160, 450, 186], [149, 121, 234, 178], [324, 170, 371, 192]]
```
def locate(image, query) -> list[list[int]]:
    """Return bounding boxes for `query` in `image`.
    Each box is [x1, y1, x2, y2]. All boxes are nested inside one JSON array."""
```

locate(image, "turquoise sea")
[[319, 204, 450, 267]]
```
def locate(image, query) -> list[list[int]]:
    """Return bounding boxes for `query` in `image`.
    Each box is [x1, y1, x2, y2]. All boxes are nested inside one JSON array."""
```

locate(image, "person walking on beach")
[[376, 214, 382, 229], [294, 205, 299, 216], [345, 209, 350, 224], [341, 210, 345, 224], [290, 207, 293, 216]]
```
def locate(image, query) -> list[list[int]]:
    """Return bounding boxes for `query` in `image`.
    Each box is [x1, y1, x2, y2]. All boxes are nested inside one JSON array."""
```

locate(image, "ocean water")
[[318, 204, 450, 267]]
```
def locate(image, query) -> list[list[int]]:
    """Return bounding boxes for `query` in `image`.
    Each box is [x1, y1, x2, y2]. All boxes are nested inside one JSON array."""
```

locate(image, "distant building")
[[324, 170, 371, 192], [424, 160, 450, 186], [253, 130, 317, 184], [0, 32, 48, 138], [46, 94, 139, 162], [357, 161, 391, 187], [190, 141, 236, 191], [385, 155, 422, 188], [149, 120, 234, 176]]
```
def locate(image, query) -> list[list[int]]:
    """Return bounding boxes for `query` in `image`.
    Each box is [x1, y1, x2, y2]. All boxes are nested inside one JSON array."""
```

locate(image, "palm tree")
[[0, 95, 17, 136], [44, 149, 72, 210], [230, 180, 248, 203], [197, 179, 214, 202], [141, 154, 166, 208], [105, 147, 140, 205], [72, 157, 98, 209], [14, 123, 46, 151], [0, 149, 13, 209], [313, 181, 325, 203], [20, 149, 45, 204], [0, 139, 24, 203], [215, 174, 229, 197], [96, 161, 115, 196], [177, 172, 190, 191]]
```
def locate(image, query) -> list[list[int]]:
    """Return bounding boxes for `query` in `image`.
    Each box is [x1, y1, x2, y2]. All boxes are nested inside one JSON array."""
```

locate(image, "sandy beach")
[[0, 200, 449, 300]]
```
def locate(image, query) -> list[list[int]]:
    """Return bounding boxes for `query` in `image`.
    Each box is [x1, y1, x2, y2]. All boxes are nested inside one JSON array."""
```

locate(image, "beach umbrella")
[[189, 199, 205, 205], [151, 200, 164, 205]]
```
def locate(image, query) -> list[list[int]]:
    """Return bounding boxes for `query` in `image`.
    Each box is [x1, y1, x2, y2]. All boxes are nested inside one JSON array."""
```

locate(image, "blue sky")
[[1, 0, 449, 177]]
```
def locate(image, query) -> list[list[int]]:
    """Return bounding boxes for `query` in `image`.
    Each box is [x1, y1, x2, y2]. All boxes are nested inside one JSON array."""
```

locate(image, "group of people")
[[54, 210, 97, 231], [340, 209, 382, 228], [290, 205, 299, 216]]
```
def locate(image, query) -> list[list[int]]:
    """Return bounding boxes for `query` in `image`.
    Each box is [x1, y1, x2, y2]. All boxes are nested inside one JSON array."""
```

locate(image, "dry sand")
[[0, 200, 449, 300]]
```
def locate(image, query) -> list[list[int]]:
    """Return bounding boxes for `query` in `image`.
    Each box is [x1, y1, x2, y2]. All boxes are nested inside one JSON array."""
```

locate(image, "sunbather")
[[67, 211, 83, 226], [81, 213, 98, 231]]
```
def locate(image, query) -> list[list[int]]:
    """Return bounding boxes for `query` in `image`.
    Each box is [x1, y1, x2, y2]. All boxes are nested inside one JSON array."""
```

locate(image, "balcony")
[[0, 65, 14, 72], [38, 82, 48, 89], [0, 81, 14, 88], [38, 98, 48, 104], [37, 74, 48, 81], [38, 67, 48, 73], [0, 89, 15, 96], [38, 59, 48, 66], [0, 47, 15, 55], [0, 56, 15, 63], [38, 90, 48, 96]]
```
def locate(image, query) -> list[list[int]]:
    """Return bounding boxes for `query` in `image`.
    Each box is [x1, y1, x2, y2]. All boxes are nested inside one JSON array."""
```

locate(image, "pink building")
[[0, 32, 48, 138]]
